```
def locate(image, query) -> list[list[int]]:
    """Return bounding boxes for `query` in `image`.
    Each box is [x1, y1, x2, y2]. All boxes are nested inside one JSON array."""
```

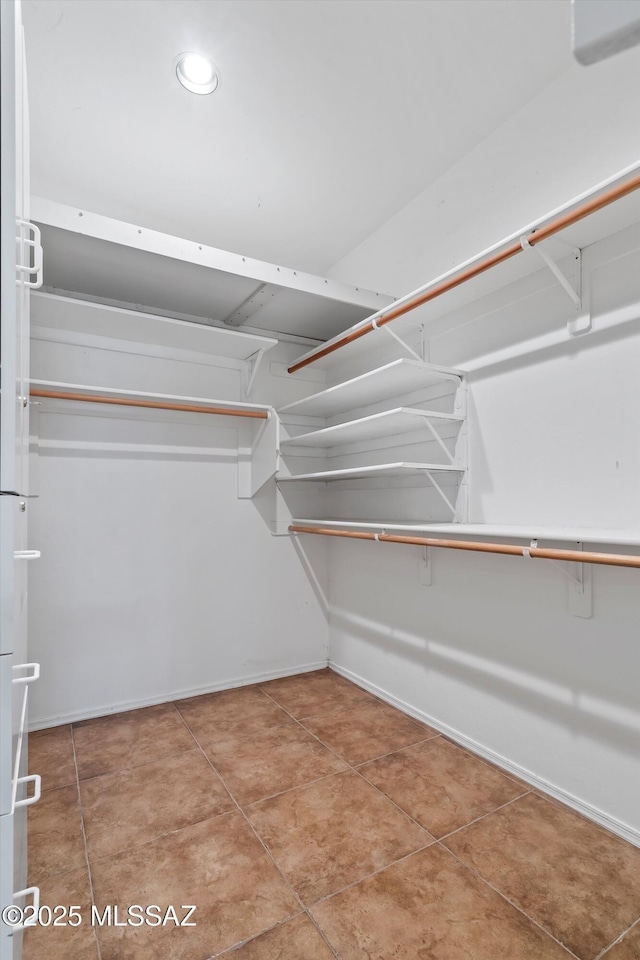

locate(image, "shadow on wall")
[[329, 606, 640, 760]]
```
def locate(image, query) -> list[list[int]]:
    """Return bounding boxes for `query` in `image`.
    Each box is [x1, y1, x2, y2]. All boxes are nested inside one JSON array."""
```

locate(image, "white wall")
[[27, 295, 329, 726], [325, 51, 640, 843], [328, 48, 640, 297]]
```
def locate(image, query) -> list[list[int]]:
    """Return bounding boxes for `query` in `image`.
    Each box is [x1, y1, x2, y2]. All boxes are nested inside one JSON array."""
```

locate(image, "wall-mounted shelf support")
[[520, 235, 581, 309], [423, 419, 457, 465], [419, 547, 432, 586], [520, 235, 591, 336], [372, 314, 424, 363], [424, 469, 462, 521], [529, 539, 592, 618], [242, 347, 267, 399]]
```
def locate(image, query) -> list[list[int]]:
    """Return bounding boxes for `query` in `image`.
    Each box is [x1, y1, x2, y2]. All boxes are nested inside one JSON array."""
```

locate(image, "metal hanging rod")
[[289, 525, 640, 570], [288, 168, 640, 374], [30, 389, 269, 419]]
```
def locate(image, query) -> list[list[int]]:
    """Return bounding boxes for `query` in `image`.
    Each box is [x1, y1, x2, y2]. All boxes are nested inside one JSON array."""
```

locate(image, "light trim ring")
[[175, 52, 219, 95]]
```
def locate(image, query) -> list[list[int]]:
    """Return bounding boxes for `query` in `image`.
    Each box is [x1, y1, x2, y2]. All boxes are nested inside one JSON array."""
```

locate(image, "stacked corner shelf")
[[276, 358, 468, 523]]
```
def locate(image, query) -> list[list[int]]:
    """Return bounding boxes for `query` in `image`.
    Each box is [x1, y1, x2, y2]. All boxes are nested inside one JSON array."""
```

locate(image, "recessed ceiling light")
[[175, 52, 218, 95]]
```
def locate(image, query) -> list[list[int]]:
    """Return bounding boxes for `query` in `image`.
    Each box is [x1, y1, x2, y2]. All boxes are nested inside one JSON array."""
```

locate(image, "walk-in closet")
[[2, 2, 640, 959]]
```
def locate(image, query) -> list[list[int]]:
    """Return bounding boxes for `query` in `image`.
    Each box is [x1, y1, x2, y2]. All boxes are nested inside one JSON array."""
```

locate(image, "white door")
[[1, 4, 38, 959]]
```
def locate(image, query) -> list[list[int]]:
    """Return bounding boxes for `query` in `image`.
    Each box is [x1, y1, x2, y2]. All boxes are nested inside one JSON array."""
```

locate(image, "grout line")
[[82, 808, 236, 869], [435, 789, 534, 844], [348, 734, 442, 767], [75, 745, 204, 785], [286, 716, 436, 839], [208, 913, 307, 959], [595, 914, 640, 960], [263, 684, 535, 846], [258, 682, 585, 955], [70, 727, 103, 960], [49, 677, 632, 960], [293, 695, 379, 722], [235, 768, 349, 808], [438, 841, 582, 959], [305, 840, 435, 910], [173, 703, 298, 747], [185, 723, 343, 960]]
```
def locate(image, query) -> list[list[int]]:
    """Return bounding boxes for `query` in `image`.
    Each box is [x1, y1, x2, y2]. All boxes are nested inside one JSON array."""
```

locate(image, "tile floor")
[[24, 668, 640, 960]]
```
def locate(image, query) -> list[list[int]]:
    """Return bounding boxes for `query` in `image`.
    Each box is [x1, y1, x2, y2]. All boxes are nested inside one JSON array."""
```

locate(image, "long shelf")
[[31, 293, 278, 361], [291, 518, 640, 546], [281, 407, 463, 449], [278, 359, 464, 418], [30, 380, 272, 418], [288, 163, 640, 373], [277, 462, 464, 483]]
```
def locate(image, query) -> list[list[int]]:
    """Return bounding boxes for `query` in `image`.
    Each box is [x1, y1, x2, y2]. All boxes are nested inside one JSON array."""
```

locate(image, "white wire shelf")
[[277, 462, 464, 483], [278, 359, 464, 418], [281, 407, 463, 448], [291, 518, 640, 546]]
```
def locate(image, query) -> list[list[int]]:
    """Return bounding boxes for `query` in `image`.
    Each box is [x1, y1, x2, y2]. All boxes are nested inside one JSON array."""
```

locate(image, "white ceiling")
[[23, 0, 573, 276]]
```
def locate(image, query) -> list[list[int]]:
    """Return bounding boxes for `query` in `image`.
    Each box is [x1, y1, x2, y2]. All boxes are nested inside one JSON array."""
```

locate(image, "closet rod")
[[288, 169, 640, 374], [30, 389, 269, 419], [289, 525, 640, 570]]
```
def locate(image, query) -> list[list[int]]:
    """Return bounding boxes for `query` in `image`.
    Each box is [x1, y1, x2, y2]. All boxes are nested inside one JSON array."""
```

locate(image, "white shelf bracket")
[[372, 316, 423, 362], [425, 470, 462, 522], [419, 546, 432, 585], [243, 348, 266, 399], [529, 539, 592, 618], [423, 418, 456, 465], [419, 324, 429, 362], [521, 235, 591, 336]]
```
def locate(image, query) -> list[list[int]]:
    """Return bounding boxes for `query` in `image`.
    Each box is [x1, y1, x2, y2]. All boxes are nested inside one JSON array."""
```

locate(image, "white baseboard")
[[330, 661, 640, 849], [29, 660, 328, 731]]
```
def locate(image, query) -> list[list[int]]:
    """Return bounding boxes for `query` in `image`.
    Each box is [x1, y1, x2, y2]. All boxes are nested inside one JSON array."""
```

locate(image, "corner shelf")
[[281, 407, 463, 450], [278, 358, 463, 418], [277, 462, 464, 483]]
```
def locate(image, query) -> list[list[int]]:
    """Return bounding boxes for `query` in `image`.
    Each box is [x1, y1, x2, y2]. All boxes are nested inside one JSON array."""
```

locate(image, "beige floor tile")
[[259, 670, 372, 719], [28, 725, 76, 792], [22, 865, 98, 960], [176, 687, 291, 743], [73, 704, 194, 780], [246, 770, 431, 904], [311, 844, 572, 959], [302, 699, 437, 765], [445, 792, 640, 959], [359, 736, 526, 837], [91, 812, 299, 960], [222, 915, 336, 959], [204, 725, 347, 805], [28, 785, 86, 884], [81, 749, 233, 861]]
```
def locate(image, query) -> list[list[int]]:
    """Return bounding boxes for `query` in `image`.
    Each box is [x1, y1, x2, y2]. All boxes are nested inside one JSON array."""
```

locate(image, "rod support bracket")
[[419, 546, 432, 585], [546, 542, 592, 618], [521, 234, 591, 336]]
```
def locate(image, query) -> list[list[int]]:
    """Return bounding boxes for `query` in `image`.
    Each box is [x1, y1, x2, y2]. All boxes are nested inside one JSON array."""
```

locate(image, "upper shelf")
[[278, 359, 464, 418], [31, 293, 277, 362], [281, 407, 463, 449], [287, 164, 640, 372], [31, 199, 394, 342]]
